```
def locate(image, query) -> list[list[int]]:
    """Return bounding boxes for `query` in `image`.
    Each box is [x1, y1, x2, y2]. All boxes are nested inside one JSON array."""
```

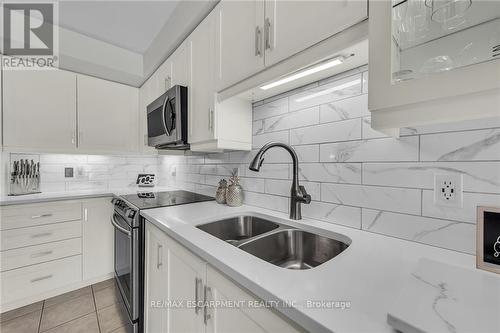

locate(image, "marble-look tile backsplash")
[[2, 153, 159, 193], [158, 66, 500, 255]]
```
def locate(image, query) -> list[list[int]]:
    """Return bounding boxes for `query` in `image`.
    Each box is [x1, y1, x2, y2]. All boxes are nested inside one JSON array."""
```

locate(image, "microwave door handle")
[[110, 215, 131, 236], [161, 96, 171, 136]]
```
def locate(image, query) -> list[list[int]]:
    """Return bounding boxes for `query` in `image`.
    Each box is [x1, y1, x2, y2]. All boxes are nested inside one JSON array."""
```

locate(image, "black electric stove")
[[121, 190, 214, 210], [111, 190, 213, 333]]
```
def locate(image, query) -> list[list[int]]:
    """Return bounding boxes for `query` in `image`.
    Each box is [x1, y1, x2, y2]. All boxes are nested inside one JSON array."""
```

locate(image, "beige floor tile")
[[44, 286, 92, 308], [42, 313, 99, 333], [92, 278, 116, 292], [0, 301, 43, 323], [94, 283, 122, 310], [110, 323, 133, 333], [40, 293, 95, 332], [0, 310, 41, 333], [97, 302, 129, 333]]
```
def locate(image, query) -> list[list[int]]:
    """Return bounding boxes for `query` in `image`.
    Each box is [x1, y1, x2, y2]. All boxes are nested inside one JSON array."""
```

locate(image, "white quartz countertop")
[[0, 186, 176, 206], [140, 201, 497, 333]]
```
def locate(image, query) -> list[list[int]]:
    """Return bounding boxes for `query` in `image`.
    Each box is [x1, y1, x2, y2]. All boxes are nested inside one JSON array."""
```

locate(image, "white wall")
[[157, 66, 500, 255]]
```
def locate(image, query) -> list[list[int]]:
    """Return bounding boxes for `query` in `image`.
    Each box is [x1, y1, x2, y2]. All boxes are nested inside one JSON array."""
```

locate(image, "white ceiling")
[[59, 1, 179, 54]]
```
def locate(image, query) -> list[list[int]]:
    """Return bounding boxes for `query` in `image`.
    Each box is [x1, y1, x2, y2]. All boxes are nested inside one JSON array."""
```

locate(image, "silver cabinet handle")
[[156, 244, 163, 269], [194, 277, 202, 315], [31, 213, 52, 219], [71, 131, 76, 144], [255, 26, 262, 56], [84, 208, 88, 222], [264, 17, 272, 50], [203, 285, 212, 325], [208, 108, 214, 132], [110, 215, 131, 236], [31, 232, 52, 238], [31, 250, 53, 258], [31, 274, 53, 283]]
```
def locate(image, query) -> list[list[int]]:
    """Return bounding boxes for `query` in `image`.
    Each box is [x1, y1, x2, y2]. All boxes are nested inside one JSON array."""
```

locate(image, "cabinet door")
[[77, 74, 139, 153], [145, 223, 169, 333], [166, 237, 205, 333], [82, 198, 114, 280], [206, 265, 299, 333], [138, 76, 159, 154], [215, 0, 265, 91], [3, 69, 77, 151], [264, 0, 367, 67], [170, 42, 191, 88], [189, 12, 216, 144]]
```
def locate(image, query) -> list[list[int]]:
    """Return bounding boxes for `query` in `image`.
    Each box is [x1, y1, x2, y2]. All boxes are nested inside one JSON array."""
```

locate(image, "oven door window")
[[112, 213, 133, 311]]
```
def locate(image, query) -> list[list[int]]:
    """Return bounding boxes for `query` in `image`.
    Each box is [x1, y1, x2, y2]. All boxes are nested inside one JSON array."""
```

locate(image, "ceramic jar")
[[215, 179, 227, 204]]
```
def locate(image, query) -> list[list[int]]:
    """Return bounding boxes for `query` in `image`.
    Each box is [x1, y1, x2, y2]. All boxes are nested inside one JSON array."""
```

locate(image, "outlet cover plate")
[[434, 173, 463, 208]]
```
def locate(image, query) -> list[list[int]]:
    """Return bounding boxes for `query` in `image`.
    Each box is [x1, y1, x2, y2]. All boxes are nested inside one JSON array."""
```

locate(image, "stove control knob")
[[125, 208, 136, 219]]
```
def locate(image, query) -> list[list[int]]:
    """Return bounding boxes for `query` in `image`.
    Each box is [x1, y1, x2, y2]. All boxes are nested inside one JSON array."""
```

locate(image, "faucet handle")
[[299, 186, 311, 204]]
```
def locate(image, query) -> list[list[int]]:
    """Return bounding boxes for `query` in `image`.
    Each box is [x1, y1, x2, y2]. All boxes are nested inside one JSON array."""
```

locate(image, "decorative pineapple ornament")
[[215, 179, 228, 204], [226, 169, 243, 207]]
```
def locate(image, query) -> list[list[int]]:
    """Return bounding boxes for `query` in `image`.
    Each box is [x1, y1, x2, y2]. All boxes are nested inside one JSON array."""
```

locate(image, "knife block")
[[9, 154, 41, 196]]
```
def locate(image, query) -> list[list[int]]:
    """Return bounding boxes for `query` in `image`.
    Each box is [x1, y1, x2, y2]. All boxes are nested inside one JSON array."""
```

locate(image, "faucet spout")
[[249, 142, 311, 220]]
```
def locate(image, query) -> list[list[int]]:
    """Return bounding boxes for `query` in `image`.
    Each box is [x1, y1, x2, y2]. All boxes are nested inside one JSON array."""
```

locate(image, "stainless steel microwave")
[[147, 85, 188, 149]]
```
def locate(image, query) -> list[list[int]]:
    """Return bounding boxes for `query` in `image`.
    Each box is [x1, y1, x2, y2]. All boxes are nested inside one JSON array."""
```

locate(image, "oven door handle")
[[111, 214, 131, 236]]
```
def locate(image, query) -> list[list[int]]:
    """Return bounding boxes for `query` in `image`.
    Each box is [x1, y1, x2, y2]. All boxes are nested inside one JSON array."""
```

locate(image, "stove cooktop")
[[120, 190, 214, 210]]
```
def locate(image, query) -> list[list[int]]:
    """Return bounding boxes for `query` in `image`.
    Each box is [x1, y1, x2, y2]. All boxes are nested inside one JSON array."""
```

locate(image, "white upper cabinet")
[[170, 41, 191, 88], [369, 0, 500, 133], [3, 69, 77, 152], [215, 0, 367, 92], [264, 0, 368, 67], [215, 0, 266, 91], [77, 74, 139, 153], [188, 9, 253, 152], [189, 12, 217, 144]]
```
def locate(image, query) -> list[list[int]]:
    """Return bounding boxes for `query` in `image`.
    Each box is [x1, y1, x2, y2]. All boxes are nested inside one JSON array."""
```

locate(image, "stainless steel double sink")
[[196, 215, 350, 270]]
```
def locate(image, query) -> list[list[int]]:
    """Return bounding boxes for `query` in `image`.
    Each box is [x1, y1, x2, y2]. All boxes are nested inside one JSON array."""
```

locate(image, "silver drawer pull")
[[194, 277, 202, 315], [31, 232, 52, 238], [31, 275, 53, 283], [156, 244, 163, 269], [31, 213, 53, 219], [30, 250, 53, 258], [203, 285, 212, 325]]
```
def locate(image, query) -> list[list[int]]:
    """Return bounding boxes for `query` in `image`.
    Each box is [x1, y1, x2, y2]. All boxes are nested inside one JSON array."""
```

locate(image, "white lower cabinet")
[[145, 221, 300, 333], [0, 197, 114, 312], [144, 222, 169, 333], [82, 198, 114, 281], [205, 265, 299, 333], [0, 255, 82, 306]]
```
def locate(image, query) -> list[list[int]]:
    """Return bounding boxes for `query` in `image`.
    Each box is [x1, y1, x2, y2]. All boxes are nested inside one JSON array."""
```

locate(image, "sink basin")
[[196, 216, 280, 245], [238, 229, 349, 270]]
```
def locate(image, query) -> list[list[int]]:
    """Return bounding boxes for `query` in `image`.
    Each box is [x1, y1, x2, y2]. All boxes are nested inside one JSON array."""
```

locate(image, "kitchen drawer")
[[0, 201, 82, 230], [0, 238, 82, 272], [0, 255, 82, 305], [0, 220, 81, 251]]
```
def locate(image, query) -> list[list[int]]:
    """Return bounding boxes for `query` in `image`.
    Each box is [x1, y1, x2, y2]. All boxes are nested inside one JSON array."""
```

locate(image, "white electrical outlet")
[[434, 174, 463, 208]]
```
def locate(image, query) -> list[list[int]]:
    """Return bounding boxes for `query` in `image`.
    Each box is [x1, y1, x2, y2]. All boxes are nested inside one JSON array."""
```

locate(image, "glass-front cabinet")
[[369, 0, 500, 134]]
